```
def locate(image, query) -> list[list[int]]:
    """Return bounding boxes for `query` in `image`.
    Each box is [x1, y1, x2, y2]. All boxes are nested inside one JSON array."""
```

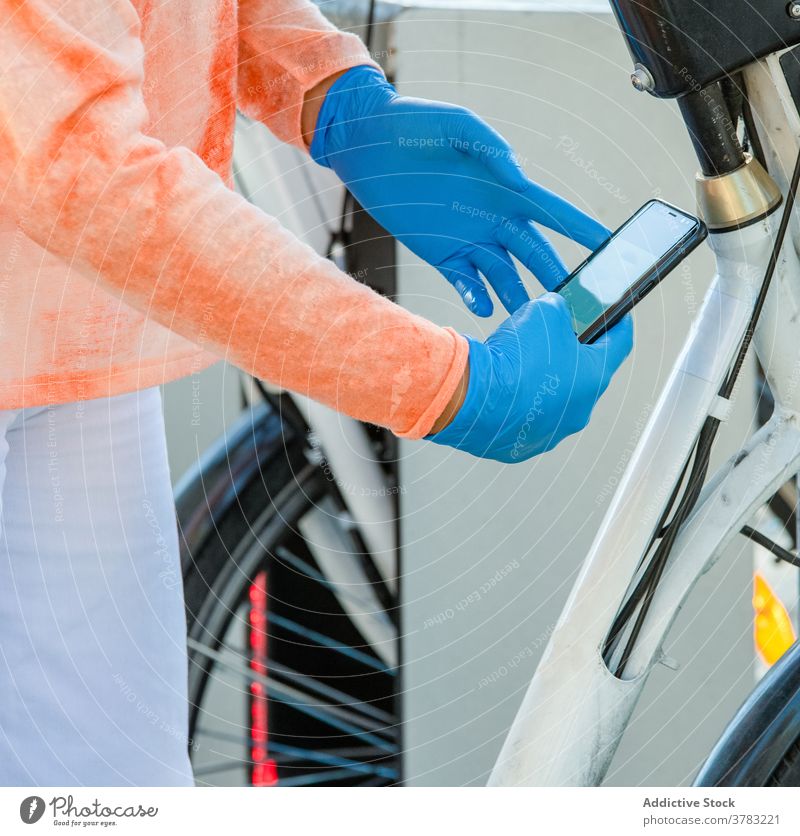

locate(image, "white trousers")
[[0, 386, 194, 786]]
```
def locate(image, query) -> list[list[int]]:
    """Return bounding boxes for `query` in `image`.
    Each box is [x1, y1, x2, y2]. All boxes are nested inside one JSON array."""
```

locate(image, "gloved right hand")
[[426, 294, 633, 462], [310, 65, 609, 317]]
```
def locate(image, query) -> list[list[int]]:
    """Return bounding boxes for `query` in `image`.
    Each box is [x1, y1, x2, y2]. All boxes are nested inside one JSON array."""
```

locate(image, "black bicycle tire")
[[694, 639, 800, 786], [183, 432, 312, 723]]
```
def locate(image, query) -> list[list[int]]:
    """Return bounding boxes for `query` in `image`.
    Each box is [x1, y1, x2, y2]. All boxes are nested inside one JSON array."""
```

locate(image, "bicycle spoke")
[[277, 768, 371, 787], [268, 611, 393, 674], [268, 659, 396, 725], [187, 638, 396, 748]]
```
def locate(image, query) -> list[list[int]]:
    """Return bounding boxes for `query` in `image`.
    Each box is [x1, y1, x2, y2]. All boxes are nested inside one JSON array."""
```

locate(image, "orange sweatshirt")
[[0, 0, 468, 438]]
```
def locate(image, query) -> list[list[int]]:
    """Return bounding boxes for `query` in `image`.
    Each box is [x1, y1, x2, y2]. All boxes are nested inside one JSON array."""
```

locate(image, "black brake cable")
[[740, 524, 800, 569], [327, 0, 378, 266], [604, 420, 717, 664], [608, 419, 719, 672], [606, 139, 800, 678]]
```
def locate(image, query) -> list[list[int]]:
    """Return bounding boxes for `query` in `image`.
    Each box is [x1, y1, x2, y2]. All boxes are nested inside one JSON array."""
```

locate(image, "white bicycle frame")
[[489, 54, 800, 786]]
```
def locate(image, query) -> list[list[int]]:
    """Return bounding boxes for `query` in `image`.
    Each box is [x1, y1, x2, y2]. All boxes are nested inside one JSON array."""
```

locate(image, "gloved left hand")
[[427, 295, 633, 463], [310, 65, 609, 317]]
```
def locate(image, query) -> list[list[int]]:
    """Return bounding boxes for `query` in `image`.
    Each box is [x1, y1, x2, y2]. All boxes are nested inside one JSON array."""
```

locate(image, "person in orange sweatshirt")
[[0, 0, 631, 784]]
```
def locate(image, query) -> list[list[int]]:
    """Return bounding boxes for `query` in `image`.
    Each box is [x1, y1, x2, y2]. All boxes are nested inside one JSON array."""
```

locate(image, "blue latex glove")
[[311, 65, 609, 317], [428, 295, 633, 462]]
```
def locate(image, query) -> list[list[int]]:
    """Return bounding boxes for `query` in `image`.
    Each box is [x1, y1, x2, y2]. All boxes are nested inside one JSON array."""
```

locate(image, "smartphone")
[[555, 199, 707, 343]]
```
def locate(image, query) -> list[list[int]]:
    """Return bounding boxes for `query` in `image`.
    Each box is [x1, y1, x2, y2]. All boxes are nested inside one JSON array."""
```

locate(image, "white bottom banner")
[[2, 787, 798, 836]]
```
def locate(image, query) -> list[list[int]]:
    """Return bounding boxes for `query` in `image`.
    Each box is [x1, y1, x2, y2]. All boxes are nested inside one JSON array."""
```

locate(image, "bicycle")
[[176, 0, 800, 788], [489, 0, 800, 787]]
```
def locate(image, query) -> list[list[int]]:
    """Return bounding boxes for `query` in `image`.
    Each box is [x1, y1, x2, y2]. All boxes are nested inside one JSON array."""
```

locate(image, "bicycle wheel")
[[694, 639, 800, 786], [179, 403, 401, 786]]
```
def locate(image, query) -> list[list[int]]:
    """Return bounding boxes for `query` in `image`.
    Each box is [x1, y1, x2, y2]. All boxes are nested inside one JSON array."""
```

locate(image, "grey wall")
[[393, 5, 757, 786]]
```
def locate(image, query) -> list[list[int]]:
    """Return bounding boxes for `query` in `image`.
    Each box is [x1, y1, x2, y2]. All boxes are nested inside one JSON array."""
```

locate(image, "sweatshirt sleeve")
[[237, 0, 381, 148], [0, 0, 467, 439]]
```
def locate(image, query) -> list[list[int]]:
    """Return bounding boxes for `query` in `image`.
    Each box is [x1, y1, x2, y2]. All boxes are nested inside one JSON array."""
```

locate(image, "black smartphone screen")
[[557, 200, 704, 342]]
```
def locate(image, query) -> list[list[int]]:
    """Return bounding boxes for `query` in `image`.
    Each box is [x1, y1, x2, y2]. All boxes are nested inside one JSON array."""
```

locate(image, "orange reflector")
[[753, 572, 796, 667]]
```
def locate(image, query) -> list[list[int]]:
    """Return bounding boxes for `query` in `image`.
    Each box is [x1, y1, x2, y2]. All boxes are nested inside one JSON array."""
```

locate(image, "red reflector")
[[249, 570, 277, 787]]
